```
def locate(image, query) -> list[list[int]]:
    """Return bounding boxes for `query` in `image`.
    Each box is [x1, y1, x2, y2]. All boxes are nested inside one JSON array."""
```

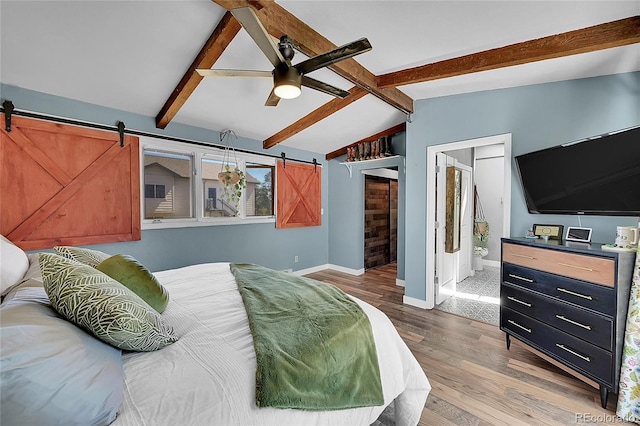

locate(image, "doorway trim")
[[426, 133, 512, 309]]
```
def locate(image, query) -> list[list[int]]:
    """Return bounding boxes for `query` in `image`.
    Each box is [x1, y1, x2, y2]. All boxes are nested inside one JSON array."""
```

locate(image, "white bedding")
[[114, 263, 430, 426]]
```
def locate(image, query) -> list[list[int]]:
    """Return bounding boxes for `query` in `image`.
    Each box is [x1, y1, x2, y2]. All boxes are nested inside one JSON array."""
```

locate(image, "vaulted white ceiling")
[[1, 1, 638, 155]]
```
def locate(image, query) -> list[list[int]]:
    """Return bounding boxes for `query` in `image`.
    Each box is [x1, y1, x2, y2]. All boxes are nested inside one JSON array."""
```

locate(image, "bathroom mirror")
[[445, 166, 461, 253]]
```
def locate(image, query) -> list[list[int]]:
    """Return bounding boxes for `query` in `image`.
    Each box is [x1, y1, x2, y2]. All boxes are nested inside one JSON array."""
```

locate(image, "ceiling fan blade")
[[301, 76, 350, 98], [264, 88, 281, 107], [295, 38, 372, 75], [196, 69, 272, 78], [231, 7, 285, 68]]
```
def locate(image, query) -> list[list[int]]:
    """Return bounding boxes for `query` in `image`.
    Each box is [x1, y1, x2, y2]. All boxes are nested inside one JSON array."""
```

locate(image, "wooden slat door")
[[1, 115, 140, 250], [364, 176, 390, 270], [275, 161, 321, 228]]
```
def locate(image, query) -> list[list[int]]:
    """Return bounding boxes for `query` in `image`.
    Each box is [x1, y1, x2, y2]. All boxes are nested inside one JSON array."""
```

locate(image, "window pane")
[[143, 151, 193, 219], [202, 158, 240, 218], [155, 184, 166, 199], [144, 184, 155, 199], [246, 163, 274, 217]]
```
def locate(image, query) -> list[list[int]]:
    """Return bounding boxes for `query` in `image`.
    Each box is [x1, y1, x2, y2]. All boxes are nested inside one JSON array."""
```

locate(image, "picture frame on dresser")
[[532, 224, 564, 240]]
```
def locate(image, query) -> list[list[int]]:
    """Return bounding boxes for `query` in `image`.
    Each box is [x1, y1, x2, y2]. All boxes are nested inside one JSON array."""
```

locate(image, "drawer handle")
[[507, 296, 532, 307], [555, 315, 592, 330], [557, 262, 594, 272], [556, 344, 591, 362], [556, 287, 593, 301], [512, 253, 535, 260], [508, 274, 534, 283], [508, 319, 532, 333]]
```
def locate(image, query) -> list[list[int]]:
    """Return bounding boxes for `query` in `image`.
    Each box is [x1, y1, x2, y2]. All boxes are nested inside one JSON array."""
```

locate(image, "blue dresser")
[[500, 237, 635, 408]]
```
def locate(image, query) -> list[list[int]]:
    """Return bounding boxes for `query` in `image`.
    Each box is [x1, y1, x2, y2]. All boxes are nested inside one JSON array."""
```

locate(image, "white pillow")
[[0, 235, 29, 295]]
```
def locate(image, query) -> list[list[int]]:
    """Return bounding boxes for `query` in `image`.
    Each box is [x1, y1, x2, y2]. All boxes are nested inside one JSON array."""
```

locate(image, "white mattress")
[[114, 263, 430, 426]]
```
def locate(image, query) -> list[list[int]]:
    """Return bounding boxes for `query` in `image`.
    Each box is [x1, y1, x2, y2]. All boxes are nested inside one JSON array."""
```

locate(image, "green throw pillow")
[[54, 246, 111, 268], [97, 254, 169, 313], [39, 253, 178, 352]]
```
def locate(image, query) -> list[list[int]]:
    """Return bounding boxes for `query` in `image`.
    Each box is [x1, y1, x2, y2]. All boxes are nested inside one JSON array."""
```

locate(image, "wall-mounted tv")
[[515, 126, 640, 216]]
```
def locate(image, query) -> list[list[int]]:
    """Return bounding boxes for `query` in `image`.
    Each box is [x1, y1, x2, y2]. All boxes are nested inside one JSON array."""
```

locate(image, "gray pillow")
[[0, 286, 124, 426], [40, 253, 178, 352], [54, 245, 111, 268]]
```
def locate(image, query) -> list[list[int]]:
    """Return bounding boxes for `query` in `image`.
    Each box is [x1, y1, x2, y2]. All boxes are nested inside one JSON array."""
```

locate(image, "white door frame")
[[434, 153, 456, 305], [426, 133, 512, 309]]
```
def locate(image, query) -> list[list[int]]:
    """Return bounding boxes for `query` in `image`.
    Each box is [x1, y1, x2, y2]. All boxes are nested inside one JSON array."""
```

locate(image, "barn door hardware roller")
[[117, 121, 126, 147], [3, 100, 14, 132]]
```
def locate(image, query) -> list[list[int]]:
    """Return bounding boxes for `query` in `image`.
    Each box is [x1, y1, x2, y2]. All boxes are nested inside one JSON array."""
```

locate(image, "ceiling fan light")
[[273, 67, 302, 99], [274, 83, 301, 99]]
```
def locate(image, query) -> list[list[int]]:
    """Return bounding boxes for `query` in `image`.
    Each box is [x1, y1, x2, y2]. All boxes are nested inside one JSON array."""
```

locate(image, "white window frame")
[[141, 136, 276, 230]]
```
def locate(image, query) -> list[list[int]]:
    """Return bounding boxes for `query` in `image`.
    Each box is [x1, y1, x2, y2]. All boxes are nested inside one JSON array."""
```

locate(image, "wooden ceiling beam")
[[325, 122, 406, 161], [155, 11, 242, 129], [377, 16, 640, 88], [211, 0, 413, 115], [256, 3, 413, 114], [263, 86, 367, 149]]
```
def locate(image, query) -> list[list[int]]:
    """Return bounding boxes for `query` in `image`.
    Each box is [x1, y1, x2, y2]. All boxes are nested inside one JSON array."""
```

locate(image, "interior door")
[[435, 153, 455, 304], [457, 166, 473, 282]]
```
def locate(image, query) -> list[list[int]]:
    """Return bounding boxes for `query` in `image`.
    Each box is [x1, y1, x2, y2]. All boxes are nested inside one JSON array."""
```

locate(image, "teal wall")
[[403, 72, 640, 302], [4, 72, 638, 293], [327, 131, 406, 278], [1, 84, 329, 273]]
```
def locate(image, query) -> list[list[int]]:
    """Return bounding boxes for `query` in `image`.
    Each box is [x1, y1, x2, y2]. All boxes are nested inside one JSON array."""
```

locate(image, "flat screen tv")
[[515, 125, 640, 216]]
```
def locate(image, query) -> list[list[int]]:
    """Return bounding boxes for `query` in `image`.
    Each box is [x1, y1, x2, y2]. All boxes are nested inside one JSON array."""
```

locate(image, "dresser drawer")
[[503, 243, 615, 287], [501, 307, 613, 385], [501, 284, 613, 350], [502, 263, 616, 316]]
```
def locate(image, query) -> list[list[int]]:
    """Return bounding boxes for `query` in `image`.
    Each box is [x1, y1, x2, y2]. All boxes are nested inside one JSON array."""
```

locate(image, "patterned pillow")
[[40, 253, 178, 352], [54, 246, 111, 268], [97, 254, 170, 313]]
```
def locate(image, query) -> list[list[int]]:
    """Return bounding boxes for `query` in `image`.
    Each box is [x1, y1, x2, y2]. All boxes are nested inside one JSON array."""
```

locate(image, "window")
[[246, 163, 274, 217], [143, 150, 193, 220], [145, 184, 165, 199], [201, 157, 239, 218], [141, 136, 275, 228]]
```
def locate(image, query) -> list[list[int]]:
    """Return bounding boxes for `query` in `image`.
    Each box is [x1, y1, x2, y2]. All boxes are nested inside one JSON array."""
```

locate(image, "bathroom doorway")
[[426, 133, 512, 309]]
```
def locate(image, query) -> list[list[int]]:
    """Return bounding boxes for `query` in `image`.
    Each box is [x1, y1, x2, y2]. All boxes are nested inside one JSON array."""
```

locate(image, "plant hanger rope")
[[474, 186, 489, 242], [218, 129, 246, 216], [220, 129, 239, 167], [474, 186, 486, 222]]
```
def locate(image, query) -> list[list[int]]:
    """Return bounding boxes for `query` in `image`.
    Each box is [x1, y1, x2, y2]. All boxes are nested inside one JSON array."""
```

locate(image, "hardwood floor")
[[305, 264, 634, 426]]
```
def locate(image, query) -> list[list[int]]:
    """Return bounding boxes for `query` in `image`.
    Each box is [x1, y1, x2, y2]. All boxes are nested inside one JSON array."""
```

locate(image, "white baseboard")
[[403, 295, 431, 309], [292, 264, 364, 276], [396, 278, 405, 287], [484, 259, 500, 268], [327, 264, 364, 275]]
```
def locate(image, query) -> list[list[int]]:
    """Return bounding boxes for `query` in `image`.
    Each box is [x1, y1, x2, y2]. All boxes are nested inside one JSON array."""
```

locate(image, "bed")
[[0, 237, 430, 426]]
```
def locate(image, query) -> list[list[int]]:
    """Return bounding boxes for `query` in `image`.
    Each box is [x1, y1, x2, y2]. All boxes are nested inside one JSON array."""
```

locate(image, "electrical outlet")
[[294, 256, 299, 263]]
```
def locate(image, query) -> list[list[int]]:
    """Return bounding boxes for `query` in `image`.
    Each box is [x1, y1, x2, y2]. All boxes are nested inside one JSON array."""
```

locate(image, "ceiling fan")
[[196, 6, 372, 106]]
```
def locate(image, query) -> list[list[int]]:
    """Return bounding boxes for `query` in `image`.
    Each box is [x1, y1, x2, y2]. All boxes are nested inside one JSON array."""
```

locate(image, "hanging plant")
[[473, 187, 490, 248], [474, 221, 490, 247], [218, 130, 246, 216]]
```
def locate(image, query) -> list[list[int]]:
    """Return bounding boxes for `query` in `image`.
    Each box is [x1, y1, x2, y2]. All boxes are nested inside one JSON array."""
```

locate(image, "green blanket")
[[230, 263, 383, 411]]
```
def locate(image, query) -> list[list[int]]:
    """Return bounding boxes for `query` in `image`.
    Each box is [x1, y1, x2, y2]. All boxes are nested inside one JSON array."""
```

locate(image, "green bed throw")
[[230, 263, 384, 411]]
